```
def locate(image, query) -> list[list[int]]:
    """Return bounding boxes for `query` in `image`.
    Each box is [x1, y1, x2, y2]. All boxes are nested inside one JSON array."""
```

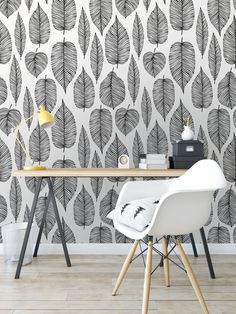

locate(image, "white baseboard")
[[0, 243, 235, 255]]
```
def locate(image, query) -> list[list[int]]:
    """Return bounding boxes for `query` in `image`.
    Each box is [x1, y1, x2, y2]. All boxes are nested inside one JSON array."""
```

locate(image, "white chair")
[[111, 160, 226, 314]]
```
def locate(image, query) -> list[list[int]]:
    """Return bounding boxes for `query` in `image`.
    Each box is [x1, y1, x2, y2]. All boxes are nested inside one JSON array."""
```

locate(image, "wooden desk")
[[12, 167, 191, 279]]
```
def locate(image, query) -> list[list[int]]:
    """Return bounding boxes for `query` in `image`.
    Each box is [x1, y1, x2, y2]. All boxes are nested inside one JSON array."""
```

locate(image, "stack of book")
[[139, 154, 168, 169]]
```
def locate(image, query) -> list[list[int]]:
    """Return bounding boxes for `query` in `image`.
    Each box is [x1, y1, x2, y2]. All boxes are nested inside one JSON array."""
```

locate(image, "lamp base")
[[24, 165, 47, 171]]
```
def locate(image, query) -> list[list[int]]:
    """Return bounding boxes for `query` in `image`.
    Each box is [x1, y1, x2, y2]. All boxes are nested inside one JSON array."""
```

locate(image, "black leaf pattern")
[[78, 126, 90, 168], [29, 4, 50, 46], [100, 70, 125, 109], [51, 40, 77, 92], [74, 67, 95, 111], [147, 121, 168, 155], [91, 151, 103, 200], [14, 131, 26, 170], [29, 124, 50, 163], [78, 8, 91, 58], [0, 0, 21, 18], [143, 51, 166, 78], [52, 218, 76, 243], [197, 126, 209, 158], [0, 138, 12, 182], [25, 176, 46, 193], [0, 195, 7, 224], [90, 33, 104, 83], [15, 13, 26, 59], [153, 77, 175, 121], [0, 77, 7, 106], [53, 158, 77, 209], [218, 187, 236, 227], [143, 0, 151, 12], [25, 51, 48, 78], [115, 106, 140, 136], [100, 187, 118, 226], [128, 55, 140, 105], [223, 134, 236, 184], [207, 224, 230, 243], [105, 16, 130, 67], [35, 77, 57, 112], [208, 33, 221, 83], [10, 177, 22, 222], [208, 108, 230, 153], [0, 20, 12, 64], [223, 16, 236, 67], [25, 0, 33, 12], [52, 100, 77, 150], [10, 55, 22, 104], [134, 206, 145, 219], [89, 108, 112, 153], [121, 203, 130, 214], [89, 224, 112, 243], [147, 3, 168, 46], [35, 196, 56, 239], [218, 70, 236, 109], [23, 87, 34, 130], [196, 8, 208, 58], [0, 107, 21, 136], [207, 0, 230, 36], [89, 0, 112, 36], [169, 40, 195, 92], [115, 230, 133, 243], [133, 13, 144, 59], [141, 87, 152, 130], [170, 0, 194, 33], [133, 130, 144, 167], [52, 0, 77, 33], [192, 67, 213, 111], [74, 184, 95, 229], [115, 0, 139, 18]]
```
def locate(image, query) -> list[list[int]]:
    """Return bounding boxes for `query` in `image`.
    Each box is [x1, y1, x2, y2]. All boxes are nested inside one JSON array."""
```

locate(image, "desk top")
[[12, 168, 186, 178]]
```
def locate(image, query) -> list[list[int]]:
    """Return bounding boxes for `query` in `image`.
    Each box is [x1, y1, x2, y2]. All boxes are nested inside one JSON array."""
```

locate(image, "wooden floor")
[[0, 254, 235, 314]]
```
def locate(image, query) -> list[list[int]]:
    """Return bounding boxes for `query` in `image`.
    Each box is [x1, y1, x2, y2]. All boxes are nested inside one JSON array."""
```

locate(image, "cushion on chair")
[[107, 197, 159, 232]]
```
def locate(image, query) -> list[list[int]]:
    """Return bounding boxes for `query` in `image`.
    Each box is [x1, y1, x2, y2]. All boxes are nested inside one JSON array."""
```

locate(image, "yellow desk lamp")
[[12, 105, 54, 170]]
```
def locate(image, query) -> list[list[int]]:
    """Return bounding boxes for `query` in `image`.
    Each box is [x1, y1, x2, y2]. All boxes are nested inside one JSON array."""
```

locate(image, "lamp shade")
[[37, 105, 54, 129]]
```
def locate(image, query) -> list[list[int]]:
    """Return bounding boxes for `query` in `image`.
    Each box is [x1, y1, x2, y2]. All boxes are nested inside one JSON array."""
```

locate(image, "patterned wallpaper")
[[0, 0, 235, 244]]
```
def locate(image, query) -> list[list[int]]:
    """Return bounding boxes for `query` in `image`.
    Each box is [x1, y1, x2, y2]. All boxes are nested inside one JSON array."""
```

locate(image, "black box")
[[173, 140, 204, 157], [169, 156, 205, 169]]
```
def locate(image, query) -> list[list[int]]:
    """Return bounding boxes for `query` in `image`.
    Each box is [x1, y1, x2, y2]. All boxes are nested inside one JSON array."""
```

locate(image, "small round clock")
[[118, 155, 130, 168]]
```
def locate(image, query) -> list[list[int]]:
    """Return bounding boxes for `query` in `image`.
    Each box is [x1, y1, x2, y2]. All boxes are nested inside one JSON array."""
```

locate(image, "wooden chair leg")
[[142, 236, 153, 314], [112, 240, 139, 296], [162, 237, 170, 287], [176, 240, 209, 314]]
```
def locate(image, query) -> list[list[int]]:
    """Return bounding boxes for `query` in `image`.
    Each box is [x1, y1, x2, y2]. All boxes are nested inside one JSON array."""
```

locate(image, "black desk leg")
[[15, 177, 43, 279], [47, 178, 71, 267], [189, 233, 198, 257], [200, 227, 215, 279]]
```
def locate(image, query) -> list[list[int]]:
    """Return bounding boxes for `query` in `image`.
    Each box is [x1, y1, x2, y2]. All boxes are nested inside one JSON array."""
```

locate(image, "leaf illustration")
[[208, 108, 230, 153], [52, 0, 77, 33], [141, 87, 152, 130], [0, 20, 12, 64], [100, 187, 118, 226], [29, 4, 50, 46], [196, 8, 208, 58], [35, 77, 57, 112], [169, 100, 195, 143], [208, 33, 221, 83], [90, 33, 104, 83], [53, 159, 77, 209], [207, 224, 230, 243], [0, 195, 7, 223], [218, 187, 236, 227], [51, 40, 77, 92], [205, 203, 213, 227], [234, 227, 236, 243], [147, 121, 168, 155], [207, 0, 230, 36], [89, 0, 112, 36], [52, 218, 76, 243], [147, 3, 168, 46], [52, 100, 77, 150], [169, 40, 195, 92], [10, 55, 22, 104], [100, 70, 125, 109], [133, 130, 144, 167], [25, 0, 33, 12], [10, 177, 22, 222], [134, 206, 145, 219], [0, 0, 21, 18], [91, 151, 103, 200], [143, 51, 165, 78], [78, 126, 90, 168], [153, 77, 175, 120], [0, 77, 7, 106], [115, 0, 139, 18], [143, 0, 151, 12], [170, 0, 194, 33], [218, 70, 236, 109], [74, 184, 95, 229], [25, 52, 48, 78], [89, 224, 112, 243], [223, 134, 236, 183], [25, 176, 46, 193], [15, 13, 26, 59], [105, 16, 130, 67], [223, 16, 236, 67], [74, 67, 95, 111], [78, 8, 90, 58], [192, 67, 213, 110], [35, 196, 56, 239], [23, 88, 34, 130], [14, 131, 26, 170], [0, 138, 12, 182], [197, 126, 208, 158], [29, 124, 50, 163], [128, 55, 140, 105], [133, 13, 144, 59], [115, 107, 139, 136], [115, 230, 133, 243], [0, 107, 21, 136], [89, 108, 112, 153]]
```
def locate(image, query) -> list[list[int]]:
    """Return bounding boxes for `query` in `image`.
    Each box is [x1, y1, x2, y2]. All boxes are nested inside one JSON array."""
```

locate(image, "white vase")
[[181, 126, 194, 141]]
